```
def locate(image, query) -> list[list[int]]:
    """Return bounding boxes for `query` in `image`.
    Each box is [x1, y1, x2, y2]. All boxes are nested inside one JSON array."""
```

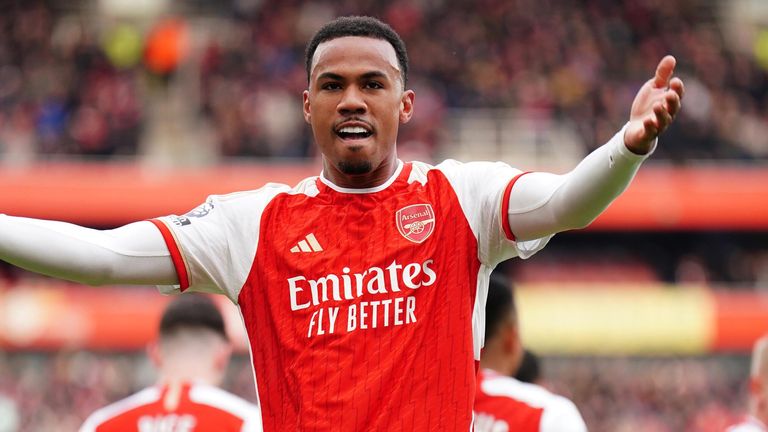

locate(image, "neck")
[[480, 352, 514, 376], [157, 360, 221, 387], [322, 156, 399, 189]]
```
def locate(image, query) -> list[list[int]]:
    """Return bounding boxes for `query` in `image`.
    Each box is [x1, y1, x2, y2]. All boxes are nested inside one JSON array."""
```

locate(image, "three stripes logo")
[[290, 233, 324, 253]]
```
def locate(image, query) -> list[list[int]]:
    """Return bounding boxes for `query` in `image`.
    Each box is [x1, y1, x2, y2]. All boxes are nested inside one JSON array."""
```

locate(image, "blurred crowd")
[[0, 351, 751, 431], [1, 0, 768, 162], [543, 355, 749, 431]]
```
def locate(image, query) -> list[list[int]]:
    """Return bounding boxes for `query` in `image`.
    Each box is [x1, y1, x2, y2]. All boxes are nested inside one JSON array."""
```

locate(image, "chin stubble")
[[338, 160, 373, 175]]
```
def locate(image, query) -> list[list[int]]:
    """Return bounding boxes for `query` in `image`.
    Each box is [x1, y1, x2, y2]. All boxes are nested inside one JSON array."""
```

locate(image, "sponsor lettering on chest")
[[288, 259, 437, 338]]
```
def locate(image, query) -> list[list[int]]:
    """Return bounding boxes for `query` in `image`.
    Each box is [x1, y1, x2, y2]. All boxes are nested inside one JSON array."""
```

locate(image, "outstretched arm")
[[0, 216, 178, 286], [508, 56, 684, 241]]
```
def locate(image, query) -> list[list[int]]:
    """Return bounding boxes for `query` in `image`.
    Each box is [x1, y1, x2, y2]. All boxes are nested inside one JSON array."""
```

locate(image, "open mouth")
[[335, 125, 373, 140]]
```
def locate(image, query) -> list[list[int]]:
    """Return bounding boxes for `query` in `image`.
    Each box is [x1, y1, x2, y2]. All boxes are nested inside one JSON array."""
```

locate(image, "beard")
[[338, 160, 373, 175]]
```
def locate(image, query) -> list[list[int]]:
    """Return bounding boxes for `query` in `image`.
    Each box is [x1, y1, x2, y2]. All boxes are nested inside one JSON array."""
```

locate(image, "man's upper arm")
[[152, 184, 290, 302]]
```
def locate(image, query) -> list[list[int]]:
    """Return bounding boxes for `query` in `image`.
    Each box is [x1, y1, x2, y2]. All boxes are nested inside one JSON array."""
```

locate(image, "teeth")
[[339, 126, 369, 134]]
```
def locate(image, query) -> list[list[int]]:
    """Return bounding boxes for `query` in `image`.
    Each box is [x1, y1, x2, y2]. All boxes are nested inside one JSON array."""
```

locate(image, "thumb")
[[653, 55, 677, 88]]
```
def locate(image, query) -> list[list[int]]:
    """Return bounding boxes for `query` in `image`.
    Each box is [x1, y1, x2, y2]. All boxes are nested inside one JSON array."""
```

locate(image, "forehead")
[[310, 36, 401, 81]]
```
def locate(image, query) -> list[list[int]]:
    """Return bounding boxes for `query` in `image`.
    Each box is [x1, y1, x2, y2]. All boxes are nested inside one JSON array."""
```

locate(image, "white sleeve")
[[540, 397, 588, 432], [508, 124, 653, 242], [151, 184, 288, 303], [0, 215, 177, 285], [435, 159, 552, 265]]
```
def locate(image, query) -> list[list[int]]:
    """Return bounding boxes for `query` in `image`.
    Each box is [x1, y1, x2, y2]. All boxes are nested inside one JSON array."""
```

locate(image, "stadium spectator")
[[0, 15, 682, 431], [0, 0, 763, 162], [475, 274, 587, 431], [79, 294, 261, 432], [727, 335, 768, 431]]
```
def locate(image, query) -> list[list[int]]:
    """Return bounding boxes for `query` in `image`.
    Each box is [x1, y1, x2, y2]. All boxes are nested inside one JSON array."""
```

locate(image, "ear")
[[503, 324, 521, 353], [214, 343, 233, 373], [399, 89, 415, 124], [147, 341, 162, 368], [303, 90, 311, 124]]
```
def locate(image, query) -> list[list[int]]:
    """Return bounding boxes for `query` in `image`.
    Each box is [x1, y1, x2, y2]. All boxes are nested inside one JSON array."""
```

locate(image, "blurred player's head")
[[749, 335, 768, 423], [514, 349, 542, 384], [149, 294, 232, 386], [481, 274, 524, 376], [302, 16, 414, 184]]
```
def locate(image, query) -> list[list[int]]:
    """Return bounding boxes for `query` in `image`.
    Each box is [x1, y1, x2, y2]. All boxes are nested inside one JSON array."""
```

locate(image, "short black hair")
[[159, 294, 227, 339], [305, 16, 409, 86], [484, 273, 516, 342], [514, 349, 541, 383]]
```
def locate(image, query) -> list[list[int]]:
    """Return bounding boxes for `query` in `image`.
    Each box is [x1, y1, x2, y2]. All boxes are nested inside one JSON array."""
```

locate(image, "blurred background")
[[1, 0, 768, 430]]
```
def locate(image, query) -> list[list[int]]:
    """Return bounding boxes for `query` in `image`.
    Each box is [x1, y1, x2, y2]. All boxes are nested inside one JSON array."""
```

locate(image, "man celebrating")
[[475, 275, 587, 431], [728, 336, 768, 431], [0, 16, 682, 431], [79, 295, 261, 431]]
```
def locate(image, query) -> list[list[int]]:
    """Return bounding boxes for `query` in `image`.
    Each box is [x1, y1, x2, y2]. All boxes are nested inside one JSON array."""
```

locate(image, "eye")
[[365, 81, 384, 89], [321, 82, 342, 91]]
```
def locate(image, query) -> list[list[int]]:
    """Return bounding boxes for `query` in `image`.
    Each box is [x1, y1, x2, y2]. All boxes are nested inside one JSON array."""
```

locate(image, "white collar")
[[319, 160, 404, 194]]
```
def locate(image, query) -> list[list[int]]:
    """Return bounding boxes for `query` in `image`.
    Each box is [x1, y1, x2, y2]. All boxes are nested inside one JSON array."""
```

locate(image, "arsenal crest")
[[396, 204, 435, 243]]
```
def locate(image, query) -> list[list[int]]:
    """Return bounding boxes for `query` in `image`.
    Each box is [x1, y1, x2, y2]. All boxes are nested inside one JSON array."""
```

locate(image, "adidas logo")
[[290, 233, 324, 253]]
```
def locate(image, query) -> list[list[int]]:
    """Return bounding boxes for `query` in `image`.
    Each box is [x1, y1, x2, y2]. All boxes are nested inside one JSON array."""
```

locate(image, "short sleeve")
[[435, 160, 552, 266], [150, 184, 289, 303]]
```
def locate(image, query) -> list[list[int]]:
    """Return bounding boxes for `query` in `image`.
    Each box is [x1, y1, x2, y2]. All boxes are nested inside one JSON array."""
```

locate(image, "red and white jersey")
[[151, 160, 551, 431], [727, 416, 768, 432], [474, 369, 587, 432], [79, 381, 262, 432]]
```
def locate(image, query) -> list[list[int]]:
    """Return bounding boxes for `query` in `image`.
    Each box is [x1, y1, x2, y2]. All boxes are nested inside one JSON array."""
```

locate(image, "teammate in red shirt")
[[0, 16, 683, 431], [79, 295, 262, 432], [475, 275, 586, 431]]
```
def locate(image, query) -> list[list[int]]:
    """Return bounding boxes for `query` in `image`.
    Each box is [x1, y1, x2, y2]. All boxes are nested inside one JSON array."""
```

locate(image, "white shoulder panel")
[[188, 384, 263, 431], [79, 387, 160, 432], [481, 374, 587, 432], [157, 177, 319, 303]]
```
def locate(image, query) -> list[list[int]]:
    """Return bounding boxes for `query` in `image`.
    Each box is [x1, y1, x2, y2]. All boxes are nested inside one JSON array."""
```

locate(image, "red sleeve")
[[500, 172, 532, 242], [148, 219, 190, 291]]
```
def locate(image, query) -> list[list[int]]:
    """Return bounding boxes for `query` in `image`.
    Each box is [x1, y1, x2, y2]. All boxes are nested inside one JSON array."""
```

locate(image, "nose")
[[337, 86, 367, 115]]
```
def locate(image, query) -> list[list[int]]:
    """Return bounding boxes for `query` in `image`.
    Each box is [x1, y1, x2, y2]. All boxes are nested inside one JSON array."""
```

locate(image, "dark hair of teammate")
[[159, 294, 227, 340], [514, 349, 542, 383], [305, 16, 409, 86], [484, 274, 515, 342]]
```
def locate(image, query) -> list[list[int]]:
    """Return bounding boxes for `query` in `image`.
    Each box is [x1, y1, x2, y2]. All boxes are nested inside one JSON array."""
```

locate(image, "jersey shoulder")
[[79, 387, 160, 432], [210, 176, 320, 205], [480, 372, 577, 413], [188, 383, 259, 417]]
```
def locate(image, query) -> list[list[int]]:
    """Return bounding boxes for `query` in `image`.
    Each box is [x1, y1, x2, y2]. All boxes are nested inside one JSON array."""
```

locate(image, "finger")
[[654, 103, 673, 131], [643, 116, 659, 138], [653, 55, 676, 88], [669, 77, 685, 98], [664, 91, 682, 118]]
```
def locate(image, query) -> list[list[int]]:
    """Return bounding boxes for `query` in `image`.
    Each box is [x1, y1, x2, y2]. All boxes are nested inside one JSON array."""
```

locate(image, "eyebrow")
[[316, 70, 391, 82]]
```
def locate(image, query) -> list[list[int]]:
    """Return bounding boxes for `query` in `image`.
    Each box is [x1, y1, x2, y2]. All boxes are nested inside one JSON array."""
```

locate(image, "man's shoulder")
[[407, 159, 519, 185], [202, 176, 321, 212], [215, 177, 321, 202], [79, 387, 160, 431], [479, 371, 575, 411], [188, 383, 260, 418]]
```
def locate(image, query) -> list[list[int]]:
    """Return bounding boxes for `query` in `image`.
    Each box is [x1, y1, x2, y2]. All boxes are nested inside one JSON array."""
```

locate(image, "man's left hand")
[[624, 55, 685, 154]]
